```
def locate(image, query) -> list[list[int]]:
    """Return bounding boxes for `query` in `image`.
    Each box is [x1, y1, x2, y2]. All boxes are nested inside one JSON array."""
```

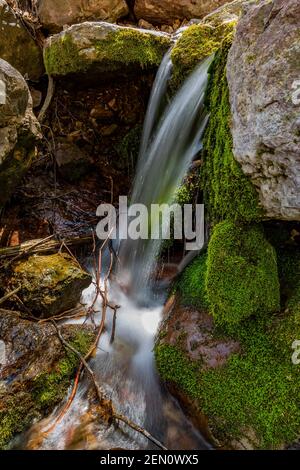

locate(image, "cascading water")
[[118, 56, 212, 303], [17, 54, 212, 451]]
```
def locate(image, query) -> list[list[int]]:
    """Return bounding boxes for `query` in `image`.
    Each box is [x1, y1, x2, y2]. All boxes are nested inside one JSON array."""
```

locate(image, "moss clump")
[[44, 34, 86, 76], [201, 38, 262, 223], [155, 316, 300, 448], [206, 221, 280, 327], [171, 21, 236, 91], [44, 28, 170, 76], [0, 329, 94, 449], [178, 253, 209, 310], [115, 125, 142, 174]]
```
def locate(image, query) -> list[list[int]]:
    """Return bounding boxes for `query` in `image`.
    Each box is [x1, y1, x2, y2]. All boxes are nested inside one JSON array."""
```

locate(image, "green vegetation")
[[0, 329, 94, 449], [44, 29, 170, 76], [178, 253, 209, 310], [206, 221, 280, 327], [171, 21, 236, 91], [155, 315, 300, 448], [201, 38, 262, 223]]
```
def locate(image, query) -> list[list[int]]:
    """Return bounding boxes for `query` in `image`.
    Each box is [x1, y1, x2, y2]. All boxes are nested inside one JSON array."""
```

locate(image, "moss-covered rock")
[[44, 22, 171, 78], [0, 0, 44, 80], [0, 309, 95, 449], [201, 38, 262, 223], [206, 221, 280, 327], [10, 253, 91, 318], [155, 302, 300, 449], [171, 19, 236, 91]]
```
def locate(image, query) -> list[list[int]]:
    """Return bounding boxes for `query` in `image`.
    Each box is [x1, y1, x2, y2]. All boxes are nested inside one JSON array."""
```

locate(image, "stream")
[[15, 52, 213, 451]]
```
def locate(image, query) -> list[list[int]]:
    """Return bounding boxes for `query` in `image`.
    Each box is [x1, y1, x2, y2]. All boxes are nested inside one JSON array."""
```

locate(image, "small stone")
[[138, 19, 155, 30]]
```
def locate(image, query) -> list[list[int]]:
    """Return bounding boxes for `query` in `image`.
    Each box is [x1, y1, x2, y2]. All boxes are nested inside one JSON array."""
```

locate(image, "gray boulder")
[[227, 0, 300, 221]]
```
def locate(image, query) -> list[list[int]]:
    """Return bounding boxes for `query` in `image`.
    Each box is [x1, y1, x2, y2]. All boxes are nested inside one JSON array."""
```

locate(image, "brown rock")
[[37, 0, 129, 33], [0, 0, 44, 80], [134, 0, 229, 25], [54, 137, 92, 181]]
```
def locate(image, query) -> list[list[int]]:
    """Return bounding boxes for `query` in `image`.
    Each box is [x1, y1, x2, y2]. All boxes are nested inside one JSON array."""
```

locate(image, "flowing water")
[[117, 57, 211, 304], [17, 54, 213, 451]]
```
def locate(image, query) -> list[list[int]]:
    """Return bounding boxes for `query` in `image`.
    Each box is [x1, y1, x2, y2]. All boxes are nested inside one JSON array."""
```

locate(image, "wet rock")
[[227, 0, 300, 221], [54, 137, 93, 181], [0, 308, 95, 449], [43, 22, 171, 79], [0, 59, 41, 208], [134, 0, 230, 25], [37, 0, 129, 33], [9, 253, 91, 318], [0, 0, 44, 80]]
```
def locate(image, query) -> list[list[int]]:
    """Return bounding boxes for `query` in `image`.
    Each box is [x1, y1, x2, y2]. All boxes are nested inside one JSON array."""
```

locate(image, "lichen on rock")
[[10, 253, 91, 318]]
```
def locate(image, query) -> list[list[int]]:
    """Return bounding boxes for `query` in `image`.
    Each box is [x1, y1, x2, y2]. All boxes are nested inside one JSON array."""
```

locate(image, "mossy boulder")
[[155, 296, 300, 449], [201, 37, 262, 223], [44, 22, 171, 78], [0, 308, 95, 448], [206, 221, 280, 327], [0, 0, 44, 80], [170, 0, 244, 90], [0, 59, 41, 208], [10, 253, 91, 318]]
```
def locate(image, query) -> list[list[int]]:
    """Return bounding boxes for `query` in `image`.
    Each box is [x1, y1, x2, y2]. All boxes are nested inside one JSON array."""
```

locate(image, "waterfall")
[[118, 55, 212, 303]]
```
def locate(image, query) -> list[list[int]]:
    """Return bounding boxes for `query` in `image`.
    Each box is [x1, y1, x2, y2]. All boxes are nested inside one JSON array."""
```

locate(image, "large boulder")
[[0, 0, 44, 80], [0, 59, 41, 208], [43, 22, 171, 78], [0, 308, 95, 448], [9, 253, 92, 318], [227, 0, 300, 221], [134, 0, 229, 25], [36, 0, 129, 33]]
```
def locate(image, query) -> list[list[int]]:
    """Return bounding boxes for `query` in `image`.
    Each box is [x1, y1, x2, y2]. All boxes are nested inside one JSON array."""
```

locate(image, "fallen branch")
[[38, 75, 55, 123], [0, 287, 21, 306], [0, 235, 93, 265]]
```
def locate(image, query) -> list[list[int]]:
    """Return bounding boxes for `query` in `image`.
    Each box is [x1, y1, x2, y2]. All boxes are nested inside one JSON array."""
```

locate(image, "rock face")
[[0, 59, 41, 208], [36, 0, 129, 33], [134, 0, 229, 24], [0, 0, 44, 80], [10, 253, 91, 318], [227, 0, 300, 221], [43, 22, 171, 78], [0, 308, 95, 448], [54, 137, 92, 181]]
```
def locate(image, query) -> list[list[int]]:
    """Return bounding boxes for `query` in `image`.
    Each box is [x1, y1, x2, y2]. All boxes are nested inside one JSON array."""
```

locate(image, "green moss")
[[44, 34, 86, 76], [177, 253, 209, 310], [155, 317, 300, 448], [115, 125, 142, 173], [171, 21, 236, 91], [206, 221, 280, 327], [44, 29, 170, 76], [0, 329, 94, 449], [201, 38, 262, 223], [94, 29, 170, 68], [33, 330, 93, 409]]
